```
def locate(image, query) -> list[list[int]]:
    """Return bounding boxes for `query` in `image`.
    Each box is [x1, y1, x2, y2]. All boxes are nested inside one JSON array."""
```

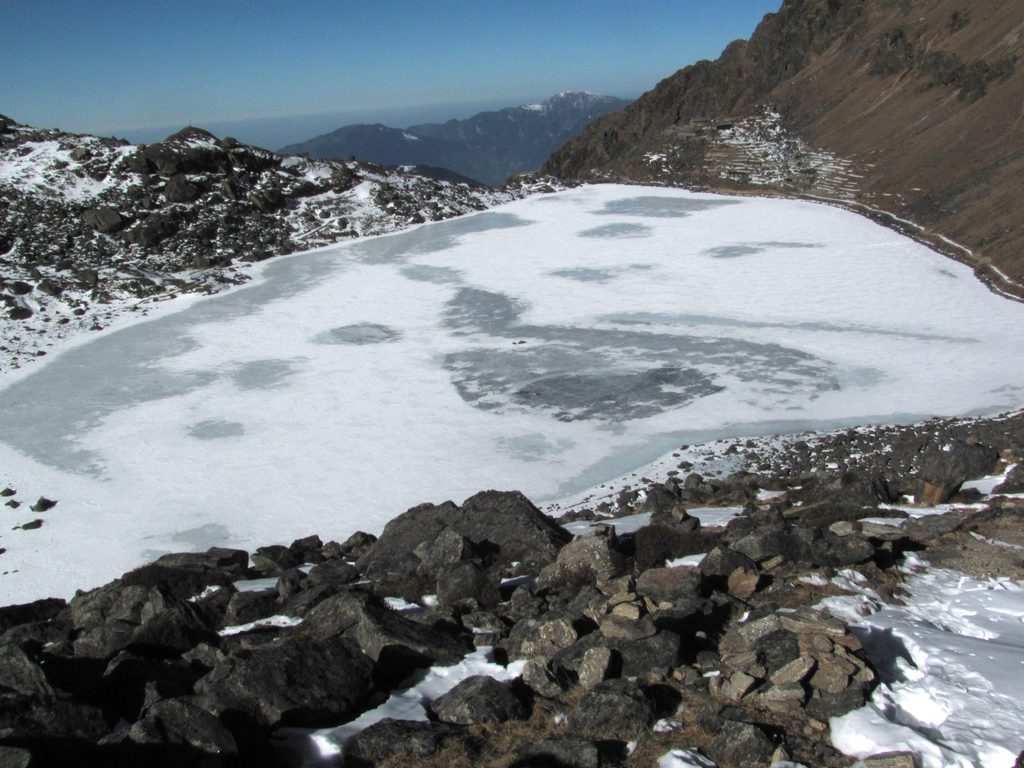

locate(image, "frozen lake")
[[2, 184, 1024, 601]]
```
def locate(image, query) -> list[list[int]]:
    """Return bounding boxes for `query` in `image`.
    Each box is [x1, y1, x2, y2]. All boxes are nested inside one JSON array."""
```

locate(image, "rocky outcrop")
[[544, 0, 1024, 296], [0, 117, 556, 370], [281, 92, 631, 186]]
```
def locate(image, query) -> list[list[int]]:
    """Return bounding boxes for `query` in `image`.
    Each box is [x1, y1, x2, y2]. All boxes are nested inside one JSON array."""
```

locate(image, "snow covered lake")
[[2, 184, 1024, 602]]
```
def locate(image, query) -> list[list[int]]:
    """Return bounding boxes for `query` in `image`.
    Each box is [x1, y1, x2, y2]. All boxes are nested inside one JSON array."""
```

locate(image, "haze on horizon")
[[1, 0, 781, 150]]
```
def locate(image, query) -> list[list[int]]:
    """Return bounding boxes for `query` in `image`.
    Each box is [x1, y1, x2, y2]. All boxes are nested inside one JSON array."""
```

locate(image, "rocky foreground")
[[0, 411, 1022, 767]]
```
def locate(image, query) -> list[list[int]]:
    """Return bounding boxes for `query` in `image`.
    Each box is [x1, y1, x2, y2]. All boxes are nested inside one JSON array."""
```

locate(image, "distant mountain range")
[[280, 92, 630, 185], [545, 0, 1024, 295]]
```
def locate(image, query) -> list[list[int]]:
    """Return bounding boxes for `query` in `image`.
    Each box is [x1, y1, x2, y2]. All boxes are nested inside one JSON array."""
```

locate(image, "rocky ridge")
[[0, 115, 557, 372], [280, 92, 631, 186], [1, 410, 1022, 767], [544, 0, 1024, 298]]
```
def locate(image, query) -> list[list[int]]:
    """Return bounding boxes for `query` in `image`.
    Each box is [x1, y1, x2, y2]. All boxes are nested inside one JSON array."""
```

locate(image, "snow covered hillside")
[[0, 115, 544, 371], [1, 184, 1023, 603]]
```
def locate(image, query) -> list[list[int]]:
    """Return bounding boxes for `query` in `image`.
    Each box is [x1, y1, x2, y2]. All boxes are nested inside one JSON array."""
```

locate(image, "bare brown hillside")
[[545, 0, 1024, 295]]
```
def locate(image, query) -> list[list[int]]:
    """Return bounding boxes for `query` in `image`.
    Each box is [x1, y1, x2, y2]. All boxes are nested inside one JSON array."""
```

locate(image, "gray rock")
[[82, 207, 124, 233], [554, 629, 681, 679], [414, 528, 476, 575], [578, 646, 614, 689], [0, 746, 31, 768], [537, 527, 625, 590], [125, 698, 238, 755], [522, 658, 564, 698], [0, 642, 55, 699], [437, 559, 499, 608], [428, 675, 525, 725], [708, 720, 774, 766], [298, 590, 471, 685], [196, 635, 373, 727], [162, 174, 200, 203], [635, 566, 702, 604], [357, 490, 570, 599], [305, 559, 360, 588], [344, 718, 461, 768], [567, 679, 654, 741], [504, 616, 578, 660]]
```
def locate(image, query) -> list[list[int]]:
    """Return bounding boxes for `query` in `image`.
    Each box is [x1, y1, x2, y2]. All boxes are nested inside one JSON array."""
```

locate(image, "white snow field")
[[822, 556, 1024, 768], [2, 184, 1024, 603]]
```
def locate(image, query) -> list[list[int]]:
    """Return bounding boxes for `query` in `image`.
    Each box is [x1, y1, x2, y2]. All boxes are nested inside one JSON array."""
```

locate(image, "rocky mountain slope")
[[1, 409, 1021, 767], [545, 0, 1024, 297], [281, 92, 630, 185], [0, 115, 551, 370]]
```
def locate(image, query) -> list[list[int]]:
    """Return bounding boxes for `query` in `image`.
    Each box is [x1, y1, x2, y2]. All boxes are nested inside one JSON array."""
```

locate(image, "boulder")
[[357, 491, 570, 599], [298, 591, 471, 685], [0, 598, 66, 635], [428, 675, 525, 725], [82, 207, 124, 233], [554, 630, 681, 681], [635, 566, 702, 604], [521, 658, 564, 698], [115, 697, 238, 760], [196, 635, 374, 728], [633, 524, 708, 571], [305, 559, 360, 588], [344, 718, 462, 768], [162, 174, 200, 203], [915, 440, 999, 503], [707, 720, 774, 767], [437, 559, 499, 608], [503, 617, 578, 661], [127, 602, 220, 657], [567, 679, 654, 741], [0, 643, 56, 699], [127, 212, 177, 247], [537, 526, 625, 590]]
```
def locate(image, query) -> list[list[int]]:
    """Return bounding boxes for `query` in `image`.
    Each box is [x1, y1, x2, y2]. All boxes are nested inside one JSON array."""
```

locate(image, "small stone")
[[0, 488, 15, 497], [30, 497, 57, 512]]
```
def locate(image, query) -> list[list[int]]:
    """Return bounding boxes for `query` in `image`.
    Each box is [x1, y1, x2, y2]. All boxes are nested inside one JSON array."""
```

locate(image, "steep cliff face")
[[545, 0, 1024, 292]]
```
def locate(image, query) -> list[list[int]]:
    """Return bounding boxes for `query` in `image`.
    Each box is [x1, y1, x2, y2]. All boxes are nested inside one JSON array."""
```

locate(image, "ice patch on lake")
[[2, 184, 1024, 602], [312, 324, 400, 345], [187, 419, 245, 440], [578, 222, 652, 238]]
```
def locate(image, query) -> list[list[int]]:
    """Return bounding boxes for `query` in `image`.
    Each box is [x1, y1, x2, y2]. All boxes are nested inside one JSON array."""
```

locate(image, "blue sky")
[[2, 1, 781, 147]]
